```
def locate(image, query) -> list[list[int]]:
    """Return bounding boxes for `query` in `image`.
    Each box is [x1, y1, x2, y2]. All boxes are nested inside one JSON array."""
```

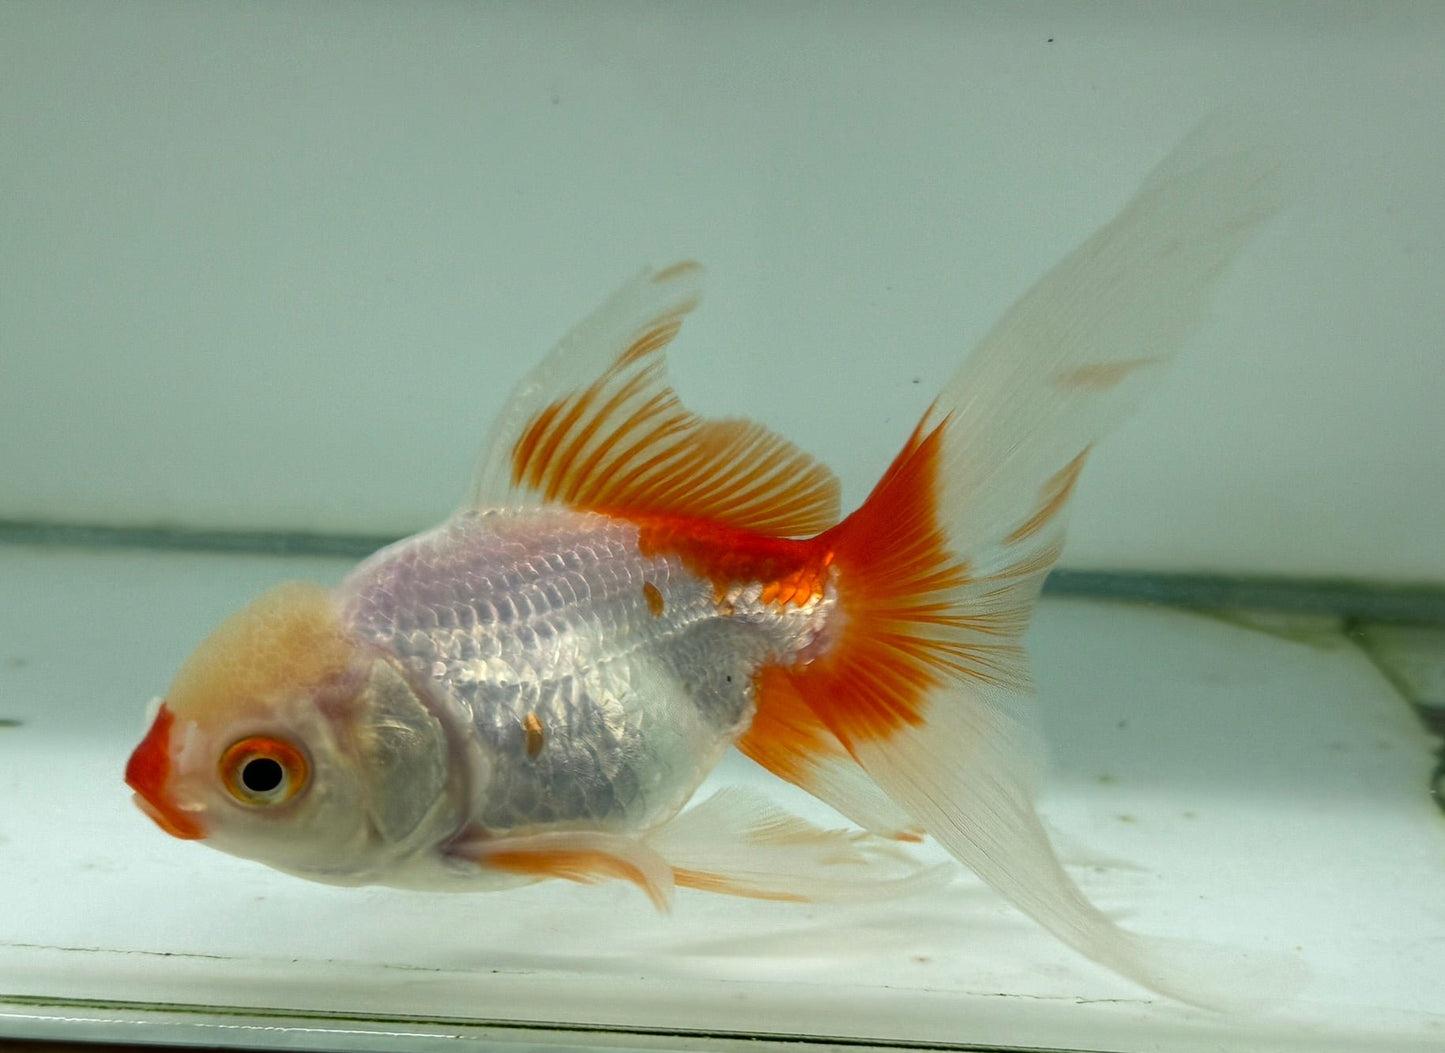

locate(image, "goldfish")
[[127, 123, 1296, 1007]]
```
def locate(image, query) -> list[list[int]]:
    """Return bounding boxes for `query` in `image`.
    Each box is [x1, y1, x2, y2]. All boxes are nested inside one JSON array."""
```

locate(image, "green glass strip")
[[3, 519, 1443, 624]]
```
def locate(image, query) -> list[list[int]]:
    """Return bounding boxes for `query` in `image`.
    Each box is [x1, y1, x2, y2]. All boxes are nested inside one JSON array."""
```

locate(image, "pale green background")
[[3, 2, 1442, 583]]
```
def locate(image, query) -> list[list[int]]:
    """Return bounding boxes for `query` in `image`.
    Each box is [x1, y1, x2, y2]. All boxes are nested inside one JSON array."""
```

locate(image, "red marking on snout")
[[125, 703, 204, 840]]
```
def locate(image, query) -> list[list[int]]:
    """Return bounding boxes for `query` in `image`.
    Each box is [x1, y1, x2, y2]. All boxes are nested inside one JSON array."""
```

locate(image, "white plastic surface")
[[3, 4, 1445, 582], [0, 546, 1441, 1051]]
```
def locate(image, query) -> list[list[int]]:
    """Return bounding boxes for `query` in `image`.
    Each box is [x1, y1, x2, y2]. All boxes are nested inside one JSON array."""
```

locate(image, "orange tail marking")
[[737, 666, 848, 785], [771, 418, 1020, 751], [1002, 448, 1090, 546]]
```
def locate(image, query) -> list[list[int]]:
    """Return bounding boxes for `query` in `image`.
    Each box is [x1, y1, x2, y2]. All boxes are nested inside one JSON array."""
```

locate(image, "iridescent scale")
[[339, 508, 831, 837]]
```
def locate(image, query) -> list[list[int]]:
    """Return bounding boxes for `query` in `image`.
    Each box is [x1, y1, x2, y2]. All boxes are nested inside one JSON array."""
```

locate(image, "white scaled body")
[[341, 508, 827, 841]]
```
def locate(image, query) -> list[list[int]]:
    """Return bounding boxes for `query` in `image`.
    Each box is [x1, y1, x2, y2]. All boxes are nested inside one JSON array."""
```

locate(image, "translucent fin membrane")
[[652, 788, 950, 904], [470, 263, 840, 537]]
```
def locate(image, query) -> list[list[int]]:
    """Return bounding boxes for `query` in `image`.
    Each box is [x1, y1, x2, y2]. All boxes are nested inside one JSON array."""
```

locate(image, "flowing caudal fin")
[[763, 122, 1304, 1008]]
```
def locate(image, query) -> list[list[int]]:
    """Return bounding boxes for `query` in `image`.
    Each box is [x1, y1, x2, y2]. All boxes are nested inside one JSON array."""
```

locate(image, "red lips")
[[125, 703, 204, 840]]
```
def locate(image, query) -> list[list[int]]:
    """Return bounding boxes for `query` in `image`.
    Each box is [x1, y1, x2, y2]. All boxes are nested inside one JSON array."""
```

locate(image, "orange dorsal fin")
[[468, 263, 840, 537]]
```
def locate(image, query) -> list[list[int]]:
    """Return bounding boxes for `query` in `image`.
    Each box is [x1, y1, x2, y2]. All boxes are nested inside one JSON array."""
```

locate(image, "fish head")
[[126, 581, 453, 885]]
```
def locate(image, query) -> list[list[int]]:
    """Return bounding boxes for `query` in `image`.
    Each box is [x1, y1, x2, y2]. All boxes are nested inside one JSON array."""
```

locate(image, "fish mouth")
[[125, 702, 205, 840], [131, 790, 204, 840]]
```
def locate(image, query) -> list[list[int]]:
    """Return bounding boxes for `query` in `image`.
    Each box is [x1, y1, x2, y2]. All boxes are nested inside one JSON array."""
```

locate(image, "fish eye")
[[220, 736, 309, 806]]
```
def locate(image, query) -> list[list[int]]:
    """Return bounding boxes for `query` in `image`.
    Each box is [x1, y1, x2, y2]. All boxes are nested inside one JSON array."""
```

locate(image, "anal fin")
[[648, 788, 949, 903], [453, 793, 946, 910]]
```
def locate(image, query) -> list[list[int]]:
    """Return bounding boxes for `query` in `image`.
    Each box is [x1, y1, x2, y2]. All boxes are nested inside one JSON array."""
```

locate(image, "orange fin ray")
[[468, 263, 840, 536]]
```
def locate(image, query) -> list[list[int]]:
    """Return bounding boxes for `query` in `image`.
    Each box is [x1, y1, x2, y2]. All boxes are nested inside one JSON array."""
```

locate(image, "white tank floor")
[[0, 546, 1440, 1052]]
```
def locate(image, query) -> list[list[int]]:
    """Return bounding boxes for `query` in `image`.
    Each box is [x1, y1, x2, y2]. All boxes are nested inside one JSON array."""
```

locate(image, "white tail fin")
[[752, 122, 1304, 1008]]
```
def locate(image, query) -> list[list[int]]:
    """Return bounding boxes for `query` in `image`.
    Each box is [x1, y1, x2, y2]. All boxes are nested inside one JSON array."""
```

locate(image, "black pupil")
[[241, 757, 285, 794]]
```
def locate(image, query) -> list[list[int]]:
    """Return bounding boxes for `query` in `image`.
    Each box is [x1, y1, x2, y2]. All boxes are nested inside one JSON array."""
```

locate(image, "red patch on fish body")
[[631, 513, 833, 609]]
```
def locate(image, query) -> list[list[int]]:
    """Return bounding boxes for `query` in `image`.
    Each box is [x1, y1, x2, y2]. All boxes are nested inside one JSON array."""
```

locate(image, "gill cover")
[[354, 658, 449, 845]]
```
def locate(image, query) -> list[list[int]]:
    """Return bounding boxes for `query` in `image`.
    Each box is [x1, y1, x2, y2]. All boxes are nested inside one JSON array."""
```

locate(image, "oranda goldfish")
[[127, 125, 1297, 1007]]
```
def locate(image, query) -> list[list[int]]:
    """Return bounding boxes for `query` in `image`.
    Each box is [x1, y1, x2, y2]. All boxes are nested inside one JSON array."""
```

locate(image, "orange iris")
[[219, 736, 309, 806]]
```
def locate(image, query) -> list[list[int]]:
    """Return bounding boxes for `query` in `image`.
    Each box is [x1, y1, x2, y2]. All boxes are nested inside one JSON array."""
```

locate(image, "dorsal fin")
[[468, 263, 840, 537]]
